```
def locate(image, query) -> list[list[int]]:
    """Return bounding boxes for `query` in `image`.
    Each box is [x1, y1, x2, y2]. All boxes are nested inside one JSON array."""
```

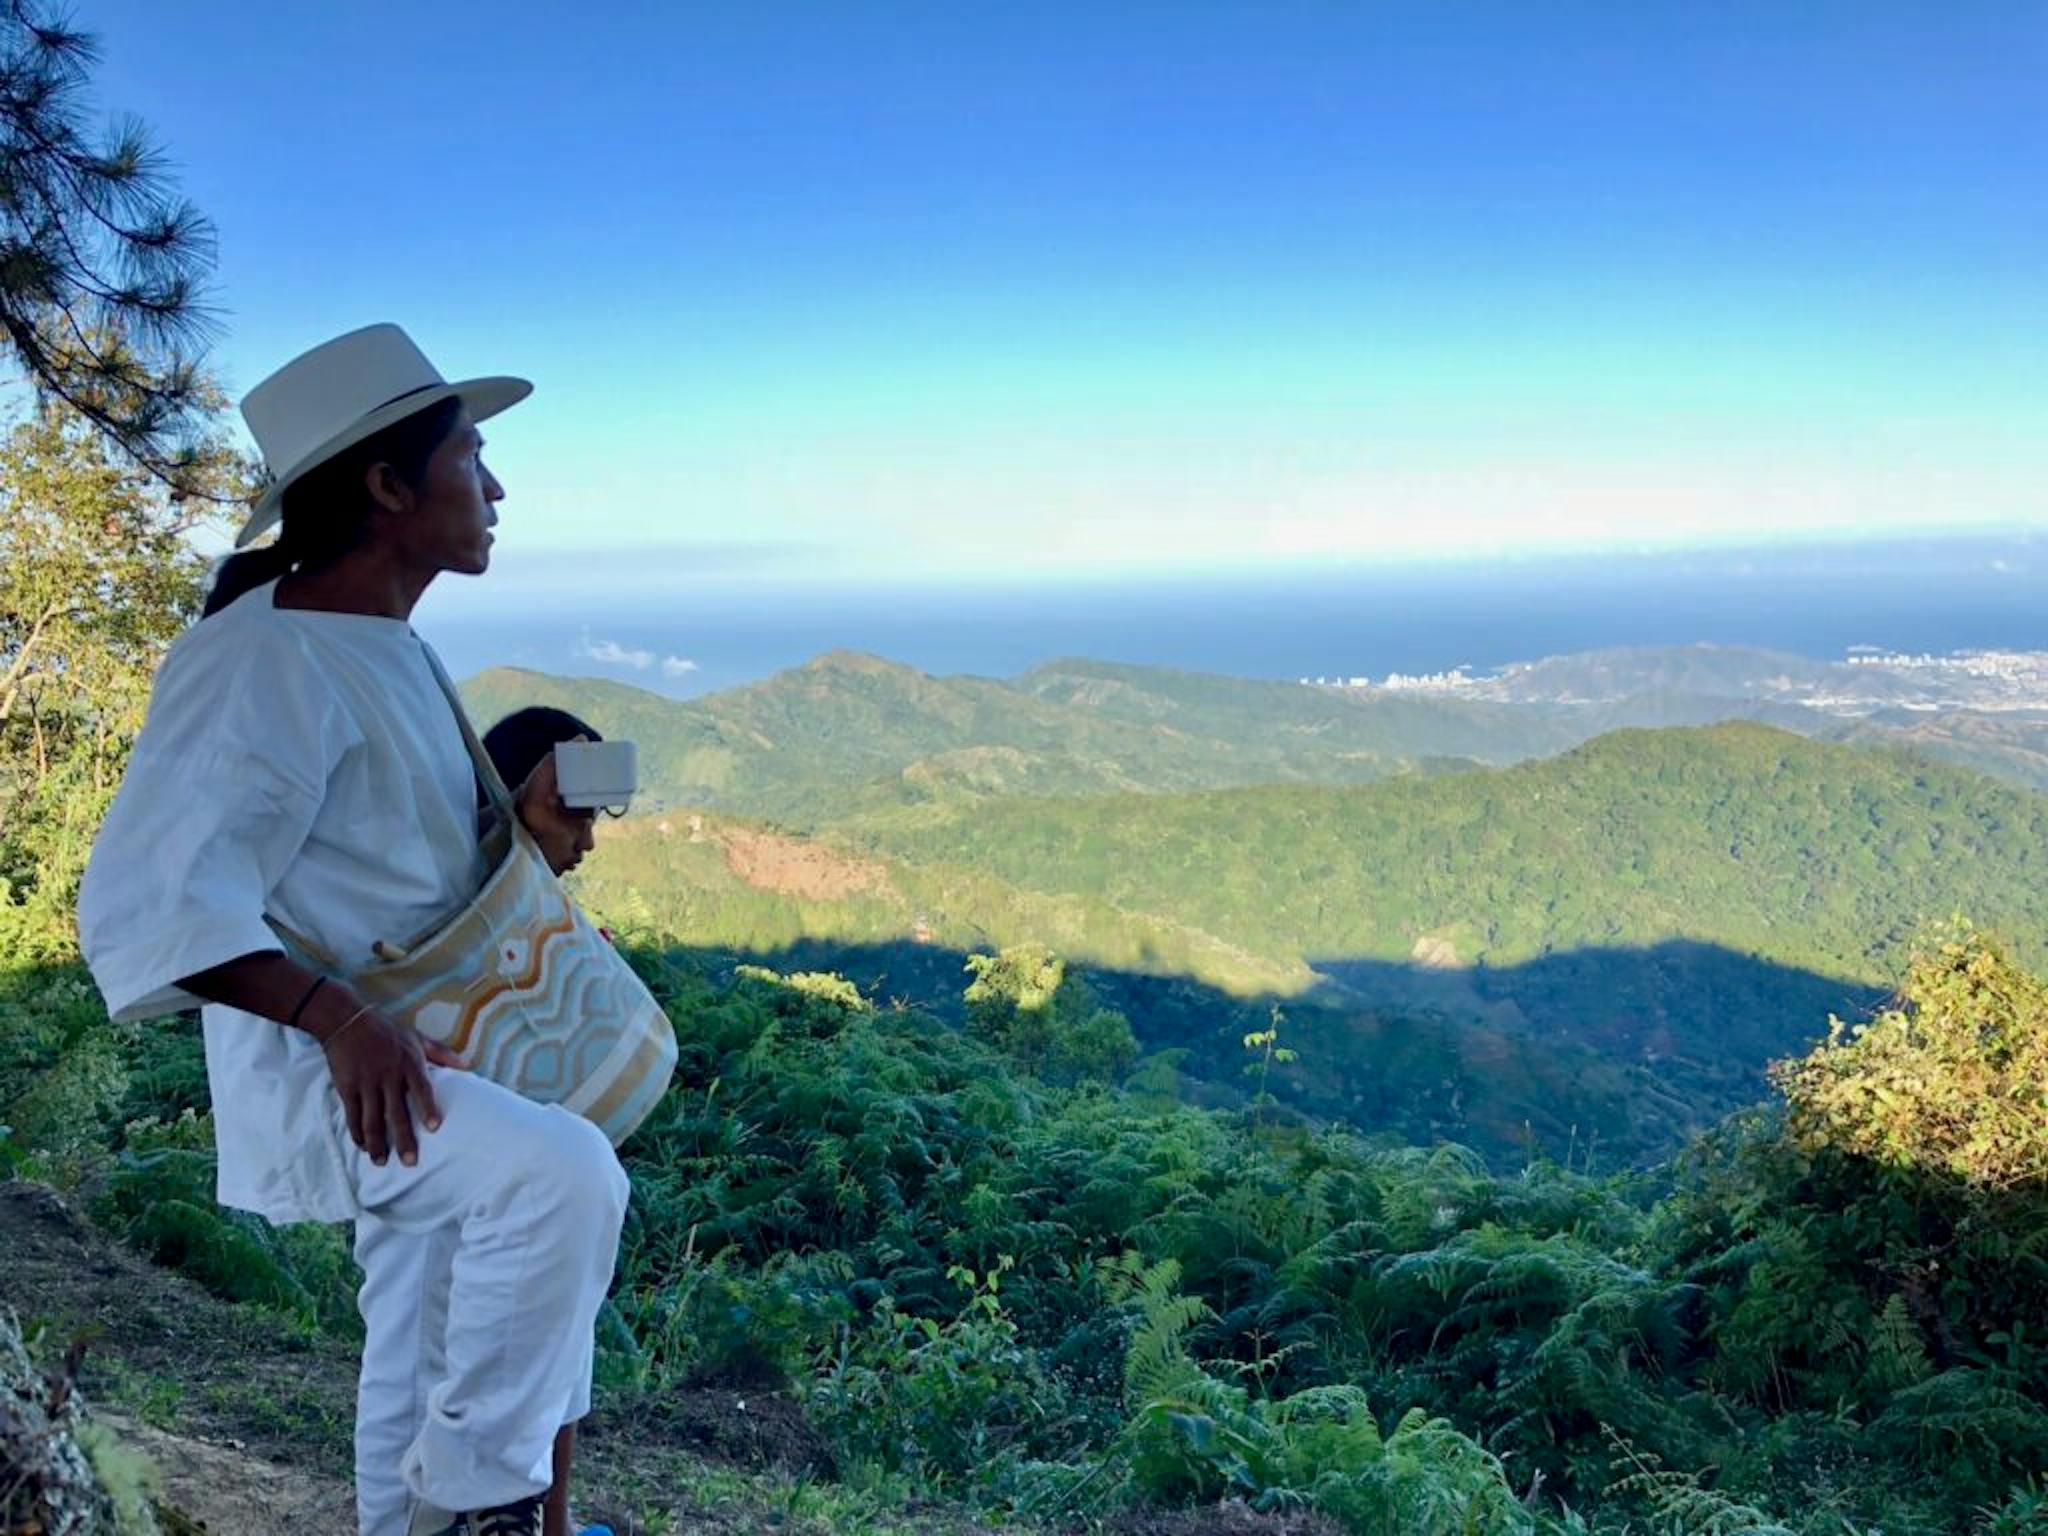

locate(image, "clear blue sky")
[[82, 1, 2048, 582]]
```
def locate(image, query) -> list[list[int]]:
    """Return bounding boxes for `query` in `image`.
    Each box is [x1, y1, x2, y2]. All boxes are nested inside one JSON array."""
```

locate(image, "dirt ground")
[[97, 1409, 358, 1532]]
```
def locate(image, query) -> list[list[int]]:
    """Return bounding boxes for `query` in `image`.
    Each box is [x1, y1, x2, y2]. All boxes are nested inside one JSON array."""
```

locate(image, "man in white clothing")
[[78, 324, 625, 1536]]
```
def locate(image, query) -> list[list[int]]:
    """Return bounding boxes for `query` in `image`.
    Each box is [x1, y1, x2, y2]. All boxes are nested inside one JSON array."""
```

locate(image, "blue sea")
[[419, 533, 2046, 698]]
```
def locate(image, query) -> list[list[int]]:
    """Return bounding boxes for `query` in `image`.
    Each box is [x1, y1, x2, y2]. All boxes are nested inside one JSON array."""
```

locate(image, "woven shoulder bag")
[[270, 649, 677, 1147]]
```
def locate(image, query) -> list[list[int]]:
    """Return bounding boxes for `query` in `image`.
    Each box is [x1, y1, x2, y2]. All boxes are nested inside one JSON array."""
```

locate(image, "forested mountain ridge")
[[1824, 708, 2048, 792], [465, 647, 2048, 832], [551, 721, 2048, 1167], [462, 652, 1483, 822], [842, 721, 2048, 988]]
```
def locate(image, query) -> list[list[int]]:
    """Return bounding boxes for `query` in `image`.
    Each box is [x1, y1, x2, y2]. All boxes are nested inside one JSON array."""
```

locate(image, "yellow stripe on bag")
[[583, 1025, 677, 1132]]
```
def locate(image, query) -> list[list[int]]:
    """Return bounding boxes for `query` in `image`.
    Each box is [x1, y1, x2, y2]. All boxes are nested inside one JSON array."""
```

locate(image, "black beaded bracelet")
[[287, 974, 328, 1032]]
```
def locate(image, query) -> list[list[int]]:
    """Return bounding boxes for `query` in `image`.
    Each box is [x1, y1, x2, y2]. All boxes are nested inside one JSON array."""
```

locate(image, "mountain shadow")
[[648, 934, 1886, 1173]]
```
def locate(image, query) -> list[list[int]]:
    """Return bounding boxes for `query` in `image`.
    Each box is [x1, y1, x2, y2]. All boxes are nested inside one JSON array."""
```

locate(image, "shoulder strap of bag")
[[418, 641, 516, 816], [265, 639, 514, 971]]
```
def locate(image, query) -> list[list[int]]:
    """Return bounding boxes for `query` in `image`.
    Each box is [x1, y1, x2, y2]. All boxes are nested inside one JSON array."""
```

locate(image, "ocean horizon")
[[419, 532, 2045, 698]]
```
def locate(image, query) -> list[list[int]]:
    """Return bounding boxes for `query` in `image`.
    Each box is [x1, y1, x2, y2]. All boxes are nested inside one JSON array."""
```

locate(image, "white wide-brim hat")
[[235, 322, 531, 549]]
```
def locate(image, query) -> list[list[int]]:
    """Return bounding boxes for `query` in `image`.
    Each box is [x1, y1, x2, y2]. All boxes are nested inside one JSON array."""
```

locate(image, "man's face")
[[392, 410, 504, 576]]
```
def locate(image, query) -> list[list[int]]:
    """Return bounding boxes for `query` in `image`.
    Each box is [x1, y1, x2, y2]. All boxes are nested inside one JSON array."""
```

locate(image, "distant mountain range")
[[463, 652, 1512, 823], [463, 642, 2048, 821]]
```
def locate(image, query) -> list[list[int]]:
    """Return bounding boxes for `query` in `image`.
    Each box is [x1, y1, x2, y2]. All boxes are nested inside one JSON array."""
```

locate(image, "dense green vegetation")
[[464, 650, 2048, 835], [464, 649, 1837, 828], [0, 405, 220, 965], [843, 723, 2048, 987], [8, 926, 2048, 1532], [552, 721, 2048, 1164], [570, 832, 1875, 1166], [463, 652, 1514, 824]]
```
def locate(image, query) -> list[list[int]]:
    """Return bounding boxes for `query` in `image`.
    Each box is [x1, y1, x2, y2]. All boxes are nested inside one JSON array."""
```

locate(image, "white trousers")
[[342, 1070, 629, 1536]]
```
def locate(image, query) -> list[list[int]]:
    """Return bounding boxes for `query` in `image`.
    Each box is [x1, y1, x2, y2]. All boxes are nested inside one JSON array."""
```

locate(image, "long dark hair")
[[204, 396, 465, 618]]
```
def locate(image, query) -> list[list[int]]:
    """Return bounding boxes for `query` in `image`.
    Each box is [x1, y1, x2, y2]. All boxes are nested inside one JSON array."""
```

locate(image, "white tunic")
[[78, 579, 487, 1223]]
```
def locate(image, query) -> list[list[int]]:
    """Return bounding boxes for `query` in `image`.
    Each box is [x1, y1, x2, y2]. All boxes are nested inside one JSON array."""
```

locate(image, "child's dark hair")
[[204, 396, 466, 618], [483, 706, 603, 796]]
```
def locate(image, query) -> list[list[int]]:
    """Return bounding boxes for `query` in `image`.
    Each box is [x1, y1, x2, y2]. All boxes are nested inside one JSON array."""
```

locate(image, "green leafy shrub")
[[964, 944, 1137, 1085], [96, 1113, 359, 1337], [0, 966, 135, 1172], [1108, 1253, 1540, 1534], [807, 1259, 1074, 1491], [1775, 926, 2048, 1189], [599, 1239, 847, 1395]]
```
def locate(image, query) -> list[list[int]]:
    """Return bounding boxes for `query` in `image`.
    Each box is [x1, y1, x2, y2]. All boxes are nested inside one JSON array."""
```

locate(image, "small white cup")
[[554, 740, 637, 813]]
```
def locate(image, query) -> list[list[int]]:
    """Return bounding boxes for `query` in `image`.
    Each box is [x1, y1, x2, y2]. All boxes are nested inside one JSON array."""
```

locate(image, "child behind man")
[[484, 707, 605, 880], [448, 703, 612, 1536]]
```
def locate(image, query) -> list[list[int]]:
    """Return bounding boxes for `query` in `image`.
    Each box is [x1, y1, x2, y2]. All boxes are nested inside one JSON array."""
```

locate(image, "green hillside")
[[843, 723, 2048, 986], [567, 814, 1828, 1164], [463, 660, 2048, 1164], [1826, 709, 2048, 792], [574, 809, 1309, 999], [461, 653, 1792, 825], [532, 721, 2048, 1165], [465, 652, 2048, 847], [463, 653, 1531, 822]]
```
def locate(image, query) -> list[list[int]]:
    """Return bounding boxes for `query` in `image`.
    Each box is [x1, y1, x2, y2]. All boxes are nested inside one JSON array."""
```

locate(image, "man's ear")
[[364, 460, 410, 517]]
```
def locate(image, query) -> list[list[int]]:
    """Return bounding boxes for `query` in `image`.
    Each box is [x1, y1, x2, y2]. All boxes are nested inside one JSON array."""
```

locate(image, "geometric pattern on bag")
[[267, 648, 677, 1147]]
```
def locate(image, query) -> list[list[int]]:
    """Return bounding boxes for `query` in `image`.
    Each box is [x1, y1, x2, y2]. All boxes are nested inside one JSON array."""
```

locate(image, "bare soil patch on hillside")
[[716, 825, 895, 901]]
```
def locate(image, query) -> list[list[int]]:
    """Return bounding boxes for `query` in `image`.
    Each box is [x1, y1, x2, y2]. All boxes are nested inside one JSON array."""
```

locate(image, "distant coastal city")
[[1301, 647, 2048, 716]]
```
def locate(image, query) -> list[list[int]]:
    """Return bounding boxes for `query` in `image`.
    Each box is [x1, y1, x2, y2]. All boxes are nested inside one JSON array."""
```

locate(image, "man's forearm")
[[180, 952, 354, 1041]]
